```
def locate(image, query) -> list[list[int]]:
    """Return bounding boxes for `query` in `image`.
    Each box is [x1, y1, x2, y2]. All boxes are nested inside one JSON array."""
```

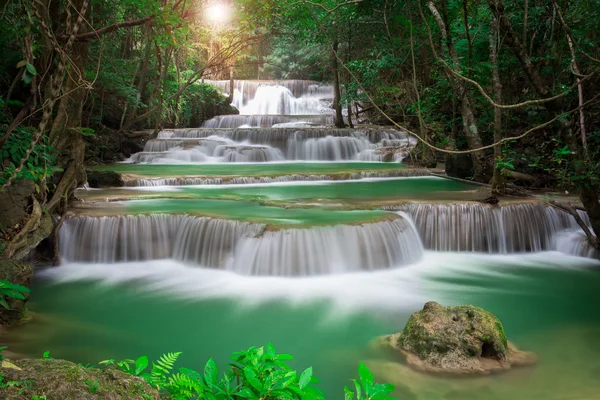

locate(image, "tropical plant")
[[0, 279, 30, 310], [102, 344, 396, 399]]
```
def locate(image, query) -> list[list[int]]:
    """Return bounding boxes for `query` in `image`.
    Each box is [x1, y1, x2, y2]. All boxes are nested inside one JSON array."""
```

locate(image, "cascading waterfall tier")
[[59, 213, 424, 275], [131, 128, 415, 163], [205, 80, 333, 113], [228, 216, 423, 275], [389, 202, 589, 253], [124, 169, 430, 186], [202, 115, 335, 128]]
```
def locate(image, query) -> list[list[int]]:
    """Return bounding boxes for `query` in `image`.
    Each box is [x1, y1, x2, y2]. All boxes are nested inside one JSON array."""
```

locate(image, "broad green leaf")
[[299, 366, 312, 389], [135, 356, 149, 375], [243, 366, 262, 391], [25, 63, 37, 76], [358, 362, 374, 387], [204, 358, 218, 386]]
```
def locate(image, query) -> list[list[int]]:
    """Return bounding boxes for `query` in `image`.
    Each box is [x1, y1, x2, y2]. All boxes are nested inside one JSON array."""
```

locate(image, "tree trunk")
[[47, 0, 89, 212], [488, 0, 600, 243], [490, 17, 505, 193], [331, 39, 345, 128], [124, 33, 151, 129], [427, 1, 491, 180]]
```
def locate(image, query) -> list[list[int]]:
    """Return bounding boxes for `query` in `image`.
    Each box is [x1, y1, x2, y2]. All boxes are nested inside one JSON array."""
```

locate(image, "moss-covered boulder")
[[0, 358, 159, 399], [380, 302, 536, 374], [86, 170, 124, 188], [0, 260, 33, 326]]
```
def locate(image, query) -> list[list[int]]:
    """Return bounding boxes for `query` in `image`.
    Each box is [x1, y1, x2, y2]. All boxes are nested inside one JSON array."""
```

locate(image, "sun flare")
[[206, 3, 229, 23]]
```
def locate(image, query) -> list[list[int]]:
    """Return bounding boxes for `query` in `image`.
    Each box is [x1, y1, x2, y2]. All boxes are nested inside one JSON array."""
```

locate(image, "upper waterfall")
[[203, 80, 335, 128]]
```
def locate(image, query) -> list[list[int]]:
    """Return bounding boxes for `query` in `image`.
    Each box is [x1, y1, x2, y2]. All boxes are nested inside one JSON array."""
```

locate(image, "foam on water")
[[37, 252, 600, 312]]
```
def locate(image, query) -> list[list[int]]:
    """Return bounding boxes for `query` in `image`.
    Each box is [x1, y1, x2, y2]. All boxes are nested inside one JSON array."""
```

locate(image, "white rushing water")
[[59, 214, 424, 276], [387, 202, 590, 253], [130, 128, 415, 163], [39, 251, 600, 312]]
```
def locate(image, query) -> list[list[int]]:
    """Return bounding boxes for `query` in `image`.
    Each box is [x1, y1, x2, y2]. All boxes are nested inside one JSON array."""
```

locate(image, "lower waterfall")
[[59, 214, 424, 276], [393, 202, 587, 253]]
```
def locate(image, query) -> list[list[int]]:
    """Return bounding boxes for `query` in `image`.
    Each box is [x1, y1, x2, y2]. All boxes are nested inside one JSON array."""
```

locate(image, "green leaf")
[[344, 386, 354, 400], [243, 366, 263, 392], [0, 296, 10, 310], [358, 362, 374, 387], [299, 366, 312, 389], [16, 60, 27, 68], [352, 379, 361, 399], [236, 387, 258, 399], [26, 63, 37, 76], [135, 356, 149, 375], [204, 358, 218, 386]]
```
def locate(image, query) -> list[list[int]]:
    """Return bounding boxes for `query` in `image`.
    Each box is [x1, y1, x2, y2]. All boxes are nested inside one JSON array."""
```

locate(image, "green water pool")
[[91, 162, 409, 178], [93, 198, 395, 227], [7, 253, 600, 399], [78, 177, 477, 204]]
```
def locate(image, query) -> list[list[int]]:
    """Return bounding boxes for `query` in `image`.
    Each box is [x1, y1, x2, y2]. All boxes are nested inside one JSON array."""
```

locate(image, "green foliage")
[[0, 279, 30, 310], [84, 378, 100, 394], [0, 124, 61, 187], [344, 362, 395, 400], [103, 344, 395, 399], [496, 147, 516, 173], [42, 351, 52, 360]]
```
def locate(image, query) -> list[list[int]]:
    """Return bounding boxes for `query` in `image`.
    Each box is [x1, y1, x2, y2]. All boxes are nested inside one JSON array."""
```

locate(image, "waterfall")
[[555, 230, 599, 259], [124, 169, 430, 186], [387, 202, 589, 253], [202, 115, 335, 128], [227, 217, 423, 275], [205, 80, 333, 110], [59, 214, 423, 275], [59, 214, 265, 264], [129, 128, 415, 163], [238, 85, 332, 115]]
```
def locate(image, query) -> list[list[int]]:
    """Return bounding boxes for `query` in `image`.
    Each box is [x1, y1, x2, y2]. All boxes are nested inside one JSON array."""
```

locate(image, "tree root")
[[3, 197, 42, 259], [547, 200, 598, 249]]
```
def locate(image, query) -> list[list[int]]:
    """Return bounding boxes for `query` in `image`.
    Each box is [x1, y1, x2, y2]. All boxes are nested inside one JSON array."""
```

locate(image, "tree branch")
[[59, 14, 155, 42]]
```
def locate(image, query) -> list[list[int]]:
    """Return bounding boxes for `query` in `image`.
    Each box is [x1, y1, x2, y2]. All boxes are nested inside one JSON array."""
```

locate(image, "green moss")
[[397, 302, 510, 366]]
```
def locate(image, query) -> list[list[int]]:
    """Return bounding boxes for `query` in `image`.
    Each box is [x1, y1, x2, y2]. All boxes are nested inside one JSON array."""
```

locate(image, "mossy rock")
[[379, 302, 536, 375], [0, 260, 33, 326], [86, 170, 124, 188], [0, 358, 159, 399]]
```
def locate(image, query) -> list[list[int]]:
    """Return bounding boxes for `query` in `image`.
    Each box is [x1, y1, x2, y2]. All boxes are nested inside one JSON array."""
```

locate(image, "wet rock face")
[[0, 260, 33, 326], [0, 358, 159, 399], [86, 170, 124, 188], [0, 180, 35, 228], [381, 302, 536, 374]]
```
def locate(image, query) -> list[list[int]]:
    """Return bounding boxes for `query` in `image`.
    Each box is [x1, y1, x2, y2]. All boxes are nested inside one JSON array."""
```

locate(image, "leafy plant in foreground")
[[344, 362, 395, 400], [102, 344, 396, 399], [0, 279, 30, 310]]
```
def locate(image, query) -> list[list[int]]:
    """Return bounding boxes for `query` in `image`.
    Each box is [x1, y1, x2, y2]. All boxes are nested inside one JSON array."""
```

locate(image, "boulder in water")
[[0, 358, 159, 399], [379, 302, 536, 374]]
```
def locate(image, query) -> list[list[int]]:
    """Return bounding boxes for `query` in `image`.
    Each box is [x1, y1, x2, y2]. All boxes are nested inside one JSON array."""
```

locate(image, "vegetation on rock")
[[0, 262, 33, 326], [380, 301, 536, 374], [0, 345, 395, 400]]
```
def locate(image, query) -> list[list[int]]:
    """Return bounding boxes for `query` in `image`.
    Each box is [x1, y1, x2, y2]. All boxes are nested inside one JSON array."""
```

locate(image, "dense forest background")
[[0, 0, 599, 254]]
